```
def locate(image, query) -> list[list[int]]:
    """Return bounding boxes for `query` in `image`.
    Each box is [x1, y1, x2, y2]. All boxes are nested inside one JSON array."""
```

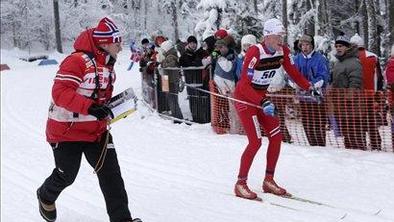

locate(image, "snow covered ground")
[[1, 48, 394, 222]]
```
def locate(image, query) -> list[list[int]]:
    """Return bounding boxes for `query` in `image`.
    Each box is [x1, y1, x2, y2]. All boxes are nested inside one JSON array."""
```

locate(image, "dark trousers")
[[167, 70, 184, 120], [364, 96, 382, 150], [38, 133, 131, 222], [300, 101, 327, 146]]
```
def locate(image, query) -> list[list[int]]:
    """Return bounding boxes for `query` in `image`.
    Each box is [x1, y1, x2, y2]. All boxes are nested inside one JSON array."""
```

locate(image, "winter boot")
[[124, 218, 142, 222], [37, 188, 56, 222], [262, 175, 287, 196], [234, 180, 258, 200]]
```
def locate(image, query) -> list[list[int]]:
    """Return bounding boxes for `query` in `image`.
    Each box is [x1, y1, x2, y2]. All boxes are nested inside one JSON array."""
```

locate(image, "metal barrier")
[[140, 66, 211, 124]]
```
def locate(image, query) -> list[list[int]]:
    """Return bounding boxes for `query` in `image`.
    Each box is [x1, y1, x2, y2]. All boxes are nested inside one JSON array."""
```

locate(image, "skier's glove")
[[261, 99, 276, 117], [88, 104, 114, 120]]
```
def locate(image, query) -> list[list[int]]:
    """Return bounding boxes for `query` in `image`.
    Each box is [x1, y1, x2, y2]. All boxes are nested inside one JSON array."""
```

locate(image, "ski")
[[263, 192, 382, 218], [233, 195, 300, 211], [232, 194, 347, 220]]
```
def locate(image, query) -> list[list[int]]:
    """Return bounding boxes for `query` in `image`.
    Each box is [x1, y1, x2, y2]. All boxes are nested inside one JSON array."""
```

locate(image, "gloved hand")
[[309, 86, 322, 102], [261, 99, 276, 116], [88, 104, 114, 120]]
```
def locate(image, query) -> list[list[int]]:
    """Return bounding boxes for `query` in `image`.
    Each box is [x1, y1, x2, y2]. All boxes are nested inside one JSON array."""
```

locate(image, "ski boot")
[[262, 175, 287, 196], [234, 180, 258, 200]]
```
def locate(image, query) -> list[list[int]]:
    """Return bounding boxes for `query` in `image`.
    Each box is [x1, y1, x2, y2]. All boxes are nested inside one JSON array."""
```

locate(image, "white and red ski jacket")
[[234, 43, 311, 105], [46, 28, 116, 143]]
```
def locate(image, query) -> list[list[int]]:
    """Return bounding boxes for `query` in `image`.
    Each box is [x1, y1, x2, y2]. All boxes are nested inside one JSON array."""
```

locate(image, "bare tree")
[[317, 0, 332, 36], [361, 0, 368, 49], [390, 0, 394, 45], [171, 1, 179, 40], [282, 0, 288, 43], [366, 0, 378, 54], [253, 0, 258, 13], [53, 0, 63, 53]]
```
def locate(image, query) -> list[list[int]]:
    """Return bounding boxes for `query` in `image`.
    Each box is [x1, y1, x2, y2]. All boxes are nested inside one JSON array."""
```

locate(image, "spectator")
[[179, 35, 210, 123], [293, 39, 301, 55], [293, 34, 330, 146], [36, 17, 141, 222], [233, 18, 319, 200], [160, 40, 184, 122], [213, 35, 240, 133], [235, 34, 257, 81], [127, 39, 141, 71], [331, 33, 366, 150], [139, 39, 157, 108], [350, 33, 383, 150], [385, 44, 394, 148]]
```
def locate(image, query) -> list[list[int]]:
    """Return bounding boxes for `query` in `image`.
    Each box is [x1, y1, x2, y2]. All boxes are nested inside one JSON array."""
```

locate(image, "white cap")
[[160, 40, 174, 53], [263, 18, 286, 36], [350, 33, 364, 48], [241, 34, 257, 52], [241, 34, 257, 45]]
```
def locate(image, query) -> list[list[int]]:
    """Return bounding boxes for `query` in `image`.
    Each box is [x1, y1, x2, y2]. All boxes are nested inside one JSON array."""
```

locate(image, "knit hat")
[[241, 34, 257, 52], [214, 29, 228, 40], [263, 18, 286, 36], [154, 35, 166, 47], [350, 33, 365, 48], [141, 38, 149, 45], [93, 17, 121, 45], [160, 40, 174, 53], [241, 34, 257, 46], [298, 34, 315, 49], [335, 34, 351, 47], [187, 35, 198, 44]]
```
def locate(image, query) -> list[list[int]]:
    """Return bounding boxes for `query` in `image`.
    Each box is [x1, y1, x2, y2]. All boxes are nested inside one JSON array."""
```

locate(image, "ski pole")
[[182, 82, 317, 109]]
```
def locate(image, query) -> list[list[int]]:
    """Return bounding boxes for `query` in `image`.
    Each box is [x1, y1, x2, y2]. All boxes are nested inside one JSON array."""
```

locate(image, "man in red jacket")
[[386, 45, 394, 149], [233, 18, 319, 200], [350, 34, 384, 150], [36, 17, 141, 222]]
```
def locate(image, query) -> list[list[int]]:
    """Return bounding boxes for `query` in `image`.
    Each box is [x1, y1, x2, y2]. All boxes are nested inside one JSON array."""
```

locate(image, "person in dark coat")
[[331, 34, 366, 150], [179, 36, 210, 123]]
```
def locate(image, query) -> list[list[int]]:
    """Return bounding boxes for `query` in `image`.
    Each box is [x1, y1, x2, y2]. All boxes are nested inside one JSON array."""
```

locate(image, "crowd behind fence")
[[140, 66, 393, 152]]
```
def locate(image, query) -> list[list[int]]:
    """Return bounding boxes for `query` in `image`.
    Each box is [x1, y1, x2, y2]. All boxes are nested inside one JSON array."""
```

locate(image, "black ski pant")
[[38, 133, 131, 222]]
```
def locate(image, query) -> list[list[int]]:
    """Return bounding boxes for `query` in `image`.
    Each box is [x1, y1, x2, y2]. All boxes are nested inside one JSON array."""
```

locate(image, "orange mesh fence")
[[210, 83, 393, 152], [141, 66, 393, 151]]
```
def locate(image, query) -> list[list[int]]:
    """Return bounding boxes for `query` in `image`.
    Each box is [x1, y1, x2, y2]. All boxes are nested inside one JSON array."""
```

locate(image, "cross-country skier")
[[36, 17, 142, 222], [233, 18, 321, 200]]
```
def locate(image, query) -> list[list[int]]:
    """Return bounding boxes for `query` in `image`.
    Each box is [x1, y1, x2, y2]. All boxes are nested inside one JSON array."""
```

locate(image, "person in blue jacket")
[[293, 34, 330, 146]]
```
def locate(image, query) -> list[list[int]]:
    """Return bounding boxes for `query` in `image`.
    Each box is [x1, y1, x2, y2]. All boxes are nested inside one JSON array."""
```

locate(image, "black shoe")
[[124, 218, 142, 222], [37, 188, 56, 221]]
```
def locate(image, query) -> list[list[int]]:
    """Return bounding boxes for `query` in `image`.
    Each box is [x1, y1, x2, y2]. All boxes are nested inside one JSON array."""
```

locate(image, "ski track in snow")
[[1, 49, 394, 222]]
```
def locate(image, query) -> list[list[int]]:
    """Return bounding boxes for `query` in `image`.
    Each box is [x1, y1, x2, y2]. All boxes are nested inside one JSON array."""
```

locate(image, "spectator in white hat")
[[160, 40, 184, 122], [350, 33, 383, 150]]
